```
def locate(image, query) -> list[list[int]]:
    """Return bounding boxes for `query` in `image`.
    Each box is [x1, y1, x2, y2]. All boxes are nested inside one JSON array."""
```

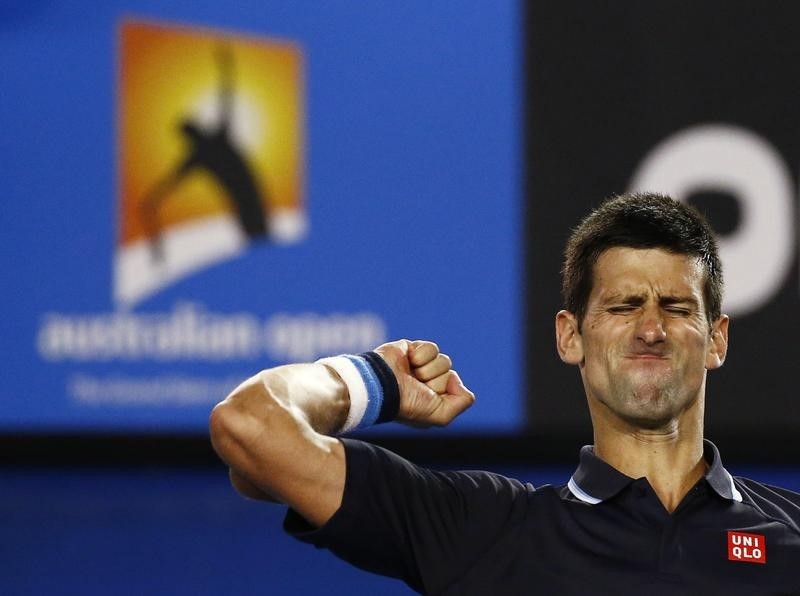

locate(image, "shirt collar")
[[567, 439, 743, 505], [702, 439, 743, 502]]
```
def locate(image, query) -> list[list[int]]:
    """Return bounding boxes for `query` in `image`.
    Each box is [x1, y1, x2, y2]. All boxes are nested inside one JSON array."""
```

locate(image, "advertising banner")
[[1, 1, 522, 433]]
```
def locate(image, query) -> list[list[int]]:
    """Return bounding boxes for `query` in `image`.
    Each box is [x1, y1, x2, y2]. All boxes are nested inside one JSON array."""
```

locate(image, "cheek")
[[684, 327, 711, 350], [592, 332, 626, 357], [581, 340, 616, 375], [676, 333, 713, 367]]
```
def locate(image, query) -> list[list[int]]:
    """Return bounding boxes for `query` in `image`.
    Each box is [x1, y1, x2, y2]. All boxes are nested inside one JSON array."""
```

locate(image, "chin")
[[616, 391, 681, 430], [621, 411, 677, 431]]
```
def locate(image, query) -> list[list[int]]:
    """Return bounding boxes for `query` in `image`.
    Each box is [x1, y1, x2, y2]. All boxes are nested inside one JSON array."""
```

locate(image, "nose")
[[636, 307, 667, 345]]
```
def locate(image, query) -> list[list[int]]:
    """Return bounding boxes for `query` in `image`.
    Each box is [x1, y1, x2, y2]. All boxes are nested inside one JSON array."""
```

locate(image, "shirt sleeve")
[[284, 438, 533, 594]]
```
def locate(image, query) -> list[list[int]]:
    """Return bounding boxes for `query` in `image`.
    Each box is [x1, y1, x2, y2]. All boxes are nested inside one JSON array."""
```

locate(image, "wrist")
[[316, 352, 399, 433]]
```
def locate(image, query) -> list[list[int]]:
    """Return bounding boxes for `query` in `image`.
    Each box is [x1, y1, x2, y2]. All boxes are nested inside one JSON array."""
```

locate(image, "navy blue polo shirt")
[[286, 439, 800, 595]]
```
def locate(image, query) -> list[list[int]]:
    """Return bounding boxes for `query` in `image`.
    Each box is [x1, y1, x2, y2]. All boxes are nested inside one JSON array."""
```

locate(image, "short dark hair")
[[561, 192, 723, 327]]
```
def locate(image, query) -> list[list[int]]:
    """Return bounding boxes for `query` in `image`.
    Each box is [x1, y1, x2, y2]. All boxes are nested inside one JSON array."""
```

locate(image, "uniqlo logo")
[[728, 531, 766, 564]]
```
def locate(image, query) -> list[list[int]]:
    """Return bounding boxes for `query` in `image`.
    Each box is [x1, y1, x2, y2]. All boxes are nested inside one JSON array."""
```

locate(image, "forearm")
[[209, 363, 349, 520], [213, 362, 349, 438]]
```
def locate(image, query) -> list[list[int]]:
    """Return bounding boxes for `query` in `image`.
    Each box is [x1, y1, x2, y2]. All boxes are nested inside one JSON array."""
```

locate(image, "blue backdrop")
[[0, 0, 522, 433]]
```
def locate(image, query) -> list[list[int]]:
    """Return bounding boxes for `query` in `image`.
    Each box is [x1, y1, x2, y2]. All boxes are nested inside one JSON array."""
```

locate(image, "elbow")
[[209, 399, 240, 463], [208, 373, 280, 463], [209, 399, 232, 438], [209, 378, 261, 462], [210, 400, 274, 501]]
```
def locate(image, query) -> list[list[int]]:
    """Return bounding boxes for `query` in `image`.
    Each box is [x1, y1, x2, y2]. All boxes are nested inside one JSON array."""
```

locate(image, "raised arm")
[[215, 45, 234, 131], [209, 340, 475, 527]]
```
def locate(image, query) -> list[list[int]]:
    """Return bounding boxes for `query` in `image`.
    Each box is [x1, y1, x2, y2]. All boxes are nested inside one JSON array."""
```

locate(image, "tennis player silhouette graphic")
[[140, 46, 270, 262]]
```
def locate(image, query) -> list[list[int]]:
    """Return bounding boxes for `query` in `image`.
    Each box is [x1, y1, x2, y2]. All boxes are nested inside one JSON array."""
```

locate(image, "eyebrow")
[[604, 293, 700, 308], [659, 295, 700, 307]]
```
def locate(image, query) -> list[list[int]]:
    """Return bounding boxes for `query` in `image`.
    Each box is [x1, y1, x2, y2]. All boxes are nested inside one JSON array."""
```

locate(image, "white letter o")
[[629, 124, 794, 317]]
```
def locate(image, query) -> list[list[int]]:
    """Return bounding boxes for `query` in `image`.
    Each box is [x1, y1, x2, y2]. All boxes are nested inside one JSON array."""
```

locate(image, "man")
[[210, 193, 800, 594]]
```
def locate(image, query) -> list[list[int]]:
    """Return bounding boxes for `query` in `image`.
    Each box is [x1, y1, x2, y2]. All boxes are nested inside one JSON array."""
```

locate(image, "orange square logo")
[[116, 19, 305, 306]]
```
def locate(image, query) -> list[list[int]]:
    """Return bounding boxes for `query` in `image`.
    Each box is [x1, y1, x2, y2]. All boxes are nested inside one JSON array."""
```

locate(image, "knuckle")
[[423, 341, 439, 354]]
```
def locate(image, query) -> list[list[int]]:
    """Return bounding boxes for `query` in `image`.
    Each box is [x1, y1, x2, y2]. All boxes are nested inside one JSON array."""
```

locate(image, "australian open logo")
[[36, 19, 386, 399], [116, 19, 305, 307]]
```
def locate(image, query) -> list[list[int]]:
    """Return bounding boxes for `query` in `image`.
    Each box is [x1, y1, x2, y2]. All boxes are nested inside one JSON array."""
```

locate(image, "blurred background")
[[1, 1, 799, 593]]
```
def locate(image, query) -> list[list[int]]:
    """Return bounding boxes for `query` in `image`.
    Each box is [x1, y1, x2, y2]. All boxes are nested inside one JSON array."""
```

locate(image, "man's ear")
[[556, 310, 584, 365], [706, 314, 729, 370]]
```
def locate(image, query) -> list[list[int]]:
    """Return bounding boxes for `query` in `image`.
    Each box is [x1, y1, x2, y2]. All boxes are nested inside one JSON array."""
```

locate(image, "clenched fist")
[[374, 339, 475, 427]]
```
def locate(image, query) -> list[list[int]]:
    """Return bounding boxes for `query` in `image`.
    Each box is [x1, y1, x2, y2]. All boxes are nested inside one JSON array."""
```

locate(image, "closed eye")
[[663, 306, 692, 316], [607, 305, 638, 314]]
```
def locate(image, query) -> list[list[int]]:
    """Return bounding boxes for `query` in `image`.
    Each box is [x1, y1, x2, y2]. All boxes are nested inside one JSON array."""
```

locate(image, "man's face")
[[557, 247, 728, 430]]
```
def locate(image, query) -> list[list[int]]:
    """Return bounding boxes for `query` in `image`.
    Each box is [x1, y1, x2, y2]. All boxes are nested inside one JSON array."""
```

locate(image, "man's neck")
[[590, 405, 706, 513]]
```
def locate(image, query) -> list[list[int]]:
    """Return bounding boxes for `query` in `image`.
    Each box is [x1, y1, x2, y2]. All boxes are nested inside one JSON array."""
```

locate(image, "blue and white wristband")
[[316, 351, 400, 434]]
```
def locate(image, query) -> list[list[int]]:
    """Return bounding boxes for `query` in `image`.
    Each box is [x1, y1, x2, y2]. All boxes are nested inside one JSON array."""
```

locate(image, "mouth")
[[625, 354, 668, 361]]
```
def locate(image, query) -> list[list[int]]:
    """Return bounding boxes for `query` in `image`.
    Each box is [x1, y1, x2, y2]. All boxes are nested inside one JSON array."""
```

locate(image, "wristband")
[[316, 352, 399, 433], [359, 351, 400, 423]]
